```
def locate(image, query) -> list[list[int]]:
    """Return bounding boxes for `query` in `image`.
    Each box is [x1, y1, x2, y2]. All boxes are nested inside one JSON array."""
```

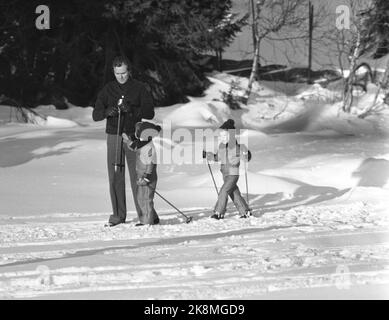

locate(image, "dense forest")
[[0, 0, 247, 108]]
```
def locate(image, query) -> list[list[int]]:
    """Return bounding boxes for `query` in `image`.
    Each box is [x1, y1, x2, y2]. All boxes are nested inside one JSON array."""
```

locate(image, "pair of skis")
[[105, 160, 250, 227]]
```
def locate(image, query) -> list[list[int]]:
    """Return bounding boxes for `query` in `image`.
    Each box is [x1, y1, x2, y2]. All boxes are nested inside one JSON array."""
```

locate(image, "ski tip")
[[104, 222, 121, 227]]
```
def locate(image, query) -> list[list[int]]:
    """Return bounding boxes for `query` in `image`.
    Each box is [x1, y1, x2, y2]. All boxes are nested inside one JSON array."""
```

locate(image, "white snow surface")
[[0, 73, 389, 299]]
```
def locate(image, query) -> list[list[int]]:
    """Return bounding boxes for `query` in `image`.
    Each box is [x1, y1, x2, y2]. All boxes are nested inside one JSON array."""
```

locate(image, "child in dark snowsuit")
[[203, 119, 252, 220], [122, 121, 161, 226]]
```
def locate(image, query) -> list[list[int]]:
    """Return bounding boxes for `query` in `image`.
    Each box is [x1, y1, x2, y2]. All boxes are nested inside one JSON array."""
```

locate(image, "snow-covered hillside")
[[0, 73, 388, 299]]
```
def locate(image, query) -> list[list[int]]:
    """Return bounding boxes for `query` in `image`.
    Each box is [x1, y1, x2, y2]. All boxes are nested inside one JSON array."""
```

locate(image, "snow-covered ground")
[[0, 73, 389, 299]]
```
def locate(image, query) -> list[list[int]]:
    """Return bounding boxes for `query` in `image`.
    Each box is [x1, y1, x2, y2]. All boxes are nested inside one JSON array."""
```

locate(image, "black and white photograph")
[[0, 0, 388, 301]]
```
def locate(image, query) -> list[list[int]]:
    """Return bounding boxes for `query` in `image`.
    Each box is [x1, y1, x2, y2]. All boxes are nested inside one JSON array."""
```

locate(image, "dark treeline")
[[0, 0, 247, 108]]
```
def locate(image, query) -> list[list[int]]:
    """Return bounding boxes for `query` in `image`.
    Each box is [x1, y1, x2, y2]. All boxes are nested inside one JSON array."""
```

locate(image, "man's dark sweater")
[[92, 79, 155, 135]]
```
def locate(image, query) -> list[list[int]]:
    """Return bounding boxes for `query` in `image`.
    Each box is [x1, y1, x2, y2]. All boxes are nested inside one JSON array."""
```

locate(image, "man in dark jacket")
[[93, 56, 155, 226]]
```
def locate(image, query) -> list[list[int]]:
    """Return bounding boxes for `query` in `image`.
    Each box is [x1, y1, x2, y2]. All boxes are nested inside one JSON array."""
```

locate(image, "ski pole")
[[147, 184, 193, 223], [114, 97, 125, 172], [244, 160, 249, 205], [207, 160, 219, 195], [244, 156, 253, 216]]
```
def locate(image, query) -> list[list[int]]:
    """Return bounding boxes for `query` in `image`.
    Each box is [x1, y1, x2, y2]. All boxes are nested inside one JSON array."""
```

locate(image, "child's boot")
[[211, 211, 224, 220], [240, 208, 252, 219]]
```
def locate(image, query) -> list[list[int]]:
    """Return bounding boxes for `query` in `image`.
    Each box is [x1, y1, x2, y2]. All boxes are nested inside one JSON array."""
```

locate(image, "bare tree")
[[343, 30, 363, 112], [245, 0, 264, 103], [321, 0, 374, 113], [243, 0, 315, 103]]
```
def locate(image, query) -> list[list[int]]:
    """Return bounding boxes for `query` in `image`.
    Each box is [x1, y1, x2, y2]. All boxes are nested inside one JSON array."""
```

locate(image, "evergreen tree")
[[0, 0, 246, 108]]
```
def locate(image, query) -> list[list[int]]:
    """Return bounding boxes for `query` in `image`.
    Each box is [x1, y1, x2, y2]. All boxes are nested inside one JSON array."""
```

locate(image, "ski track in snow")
[[0, 202, 388, 299]]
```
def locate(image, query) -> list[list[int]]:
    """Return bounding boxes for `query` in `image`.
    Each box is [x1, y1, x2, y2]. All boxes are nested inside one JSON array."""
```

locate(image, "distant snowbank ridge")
[[0, 104, 94, 128], [154, 72, 389, 136], [1, 71, 388, 135]]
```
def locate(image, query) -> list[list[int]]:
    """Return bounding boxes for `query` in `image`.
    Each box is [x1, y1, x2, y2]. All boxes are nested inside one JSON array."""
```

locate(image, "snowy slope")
[[0, 73, 388, 299]]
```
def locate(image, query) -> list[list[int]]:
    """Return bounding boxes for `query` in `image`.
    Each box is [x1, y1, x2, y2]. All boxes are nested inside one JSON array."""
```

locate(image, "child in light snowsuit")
[[203, 119, 252, 220], [122, 121, 161, 226]]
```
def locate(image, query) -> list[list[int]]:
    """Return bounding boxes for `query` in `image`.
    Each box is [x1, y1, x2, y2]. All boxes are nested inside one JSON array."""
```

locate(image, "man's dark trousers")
[[107, 134, 141, 224]]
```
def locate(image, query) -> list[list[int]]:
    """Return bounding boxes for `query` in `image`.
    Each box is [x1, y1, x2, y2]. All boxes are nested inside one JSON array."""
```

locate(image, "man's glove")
[[106, 105, 119, 118], [117, 97, 132, 113], [118, 103, 131, 113]]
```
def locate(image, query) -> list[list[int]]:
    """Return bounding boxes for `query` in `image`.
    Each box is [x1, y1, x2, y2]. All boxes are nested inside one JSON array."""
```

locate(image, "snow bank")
[[38, 116, 79, 128], [155, 72, 388, 137], [159, 101, 231, 128], [35, 104, 94, 126], [296, 83, 341, 102], [0, 105, 82, 128]]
